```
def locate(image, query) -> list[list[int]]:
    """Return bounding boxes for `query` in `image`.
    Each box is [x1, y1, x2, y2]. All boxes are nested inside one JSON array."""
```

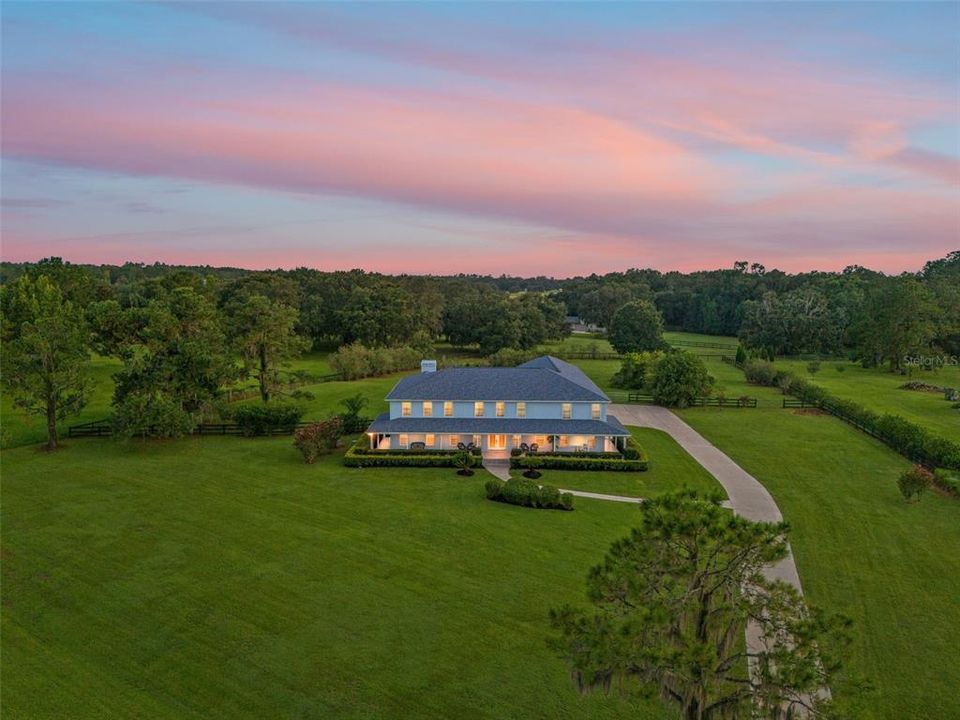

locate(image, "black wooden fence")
[[68, 417, 372, 439], [626, 393, 757, 408]]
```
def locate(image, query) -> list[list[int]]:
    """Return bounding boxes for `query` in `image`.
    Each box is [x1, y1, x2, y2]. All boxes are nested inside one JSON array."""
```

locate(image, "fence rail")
[[783, 398, 817, 409], [68, 416, 372, 439], [669, 340, 739, 350], [556, 351, 622, 361], [626, 393, 756, 408]]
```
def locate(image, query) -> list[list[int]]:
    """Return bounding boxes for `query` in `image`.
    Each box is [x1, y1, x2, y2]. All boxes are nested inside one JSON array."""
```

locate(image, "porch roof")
[[366, 412, 630, 436]]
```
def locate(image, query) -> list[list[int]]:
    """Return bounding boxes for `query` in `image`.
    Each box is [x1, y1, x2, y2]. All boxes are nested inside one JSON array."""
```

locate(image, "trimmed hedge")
[[484, 478, 573, 510], [742, 360, 960, 471], [510, 453, 647, 472], [343, 438, 483, 467]]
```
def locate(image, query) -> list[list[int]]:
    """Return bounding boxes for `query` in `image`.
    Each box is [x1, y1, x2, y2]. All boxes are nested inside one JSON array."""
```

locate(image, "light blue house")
[[366, 356, 629, 457]]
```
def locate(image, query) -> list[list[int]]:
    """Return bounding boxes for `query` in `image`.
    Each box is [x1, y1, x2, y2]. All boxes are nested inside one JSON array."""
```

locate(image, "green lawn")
[[2, 437, 675, 720], [677, 407, 960, 720], [774, 359, 959, 439], [523, 427, 725, 499], [663, 331, 738, 349]]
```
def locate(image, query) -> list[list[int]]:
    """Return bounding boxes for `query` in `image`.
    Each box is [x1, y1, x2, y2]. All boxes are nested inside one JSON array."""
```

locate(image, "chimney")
[[421, 359, 437, 373]]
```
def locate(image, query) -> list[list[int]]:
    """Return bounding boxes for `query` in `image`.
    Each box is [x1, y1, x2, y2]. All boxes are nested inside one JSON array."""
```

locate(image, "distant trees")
[[577, 284, 635, 328], [852, 277, 937, 371], [1, 275, 90, 450], [739, 289, 844, 357], [227, 294, 309, 403], [608, 300, 664, 354], [611, 350, 713, 407], [99, 286, 236, 437], [550, 491, 852, 720]]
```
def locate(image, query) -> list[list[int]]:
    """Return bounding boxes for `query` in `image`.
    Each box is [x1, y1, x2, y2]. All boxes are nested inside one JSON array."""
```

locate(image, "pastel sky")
[[2, 2, 958, 276]]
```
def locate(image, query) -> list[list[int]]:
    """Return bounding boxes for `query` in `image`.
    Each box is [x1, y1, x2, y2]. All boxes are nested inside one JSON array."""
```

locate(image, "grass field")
[[677, 407, 960, 720], [775, 359, 959, 438], [1, 437, 721, 720], [521, 427, 726, 499]]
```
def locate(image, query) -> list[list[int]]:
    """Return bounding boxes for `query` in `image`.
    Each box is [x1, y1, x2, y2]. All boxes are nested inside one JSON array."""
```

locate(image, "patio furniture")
[[457, 442, 466, 450], [529, 442, 539, 452], [410, 441, 426, 451], [519, 443, 529, 452]]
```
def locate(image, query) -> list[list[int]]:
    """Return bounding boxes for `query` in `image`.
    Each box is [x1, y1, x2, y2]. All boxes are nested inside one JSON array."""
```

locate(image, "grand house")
[[366, 356, 629, 458]]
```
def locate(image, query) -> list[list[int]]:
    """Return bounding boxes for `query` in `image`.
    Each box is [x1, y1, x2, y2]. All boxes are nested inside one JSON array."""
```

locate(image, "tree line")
[[3, 253, 956, 449]]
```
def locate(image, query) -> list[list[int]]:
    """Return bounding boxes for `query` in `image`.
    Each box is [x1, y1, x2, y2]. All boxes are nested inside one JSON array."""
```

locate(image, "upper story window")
[[444, 401, 453, 417], [496, 401, 505, 417], [562, 403, 572, 420], [401, 401, 412, 417], [423, 401, 433, 417], [516, 402, 526, 418], [591, 403, 601, 420], [474, 401, 485, 417]]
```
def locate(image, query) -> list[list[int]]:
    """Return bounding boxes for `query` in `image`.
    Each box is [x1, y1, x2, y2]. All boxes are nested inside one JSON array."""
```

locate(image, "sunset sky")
[[2, 2, 958, 276]]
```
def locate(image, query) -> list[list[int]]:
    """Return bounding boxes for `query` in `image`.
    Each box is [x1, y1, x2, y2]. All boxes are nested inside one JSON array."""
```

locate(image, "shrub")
[[611, 351, 663, 390], [898, 465, 933, 503], [293, 417, 344, 463], [622, 436, 644, 460], [112, 391, 194, 439], [329, 342, 422, 380], [806, 360, 821, 376], [338, 393, 370, 433], [511, 454, 647, 472], [734, 345, 747, 365], [487, 478, 572, 510], [453, 451, 476, 476], [743, 360, 777, 386], [933, 469, 959, 496], [485, 478, 505, 499], [486, 347, 538, 367], [343, 439, 476, 467], [231, 402, 304, 437]]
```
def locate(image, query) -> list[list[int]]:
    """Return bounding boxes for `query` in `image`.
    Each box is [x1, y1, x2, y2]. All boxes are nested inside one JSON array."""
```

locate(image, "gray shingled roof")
[[385, 355, 609, 402], [367, 412, 629, 436]]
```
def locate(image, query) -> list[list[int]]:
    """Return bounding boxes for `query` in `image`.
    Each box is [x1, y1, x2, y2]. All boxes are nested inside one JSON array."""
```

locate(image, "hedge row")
[[344, 448, 469, 468], [485, 478, 574, 510], [510, 454, 647, 472], [743, 360, 960, 471]]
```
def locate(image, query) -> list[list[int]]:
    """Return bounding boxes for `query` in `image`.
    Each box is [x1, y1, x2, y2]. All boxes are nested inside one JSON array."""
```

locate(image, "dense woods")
[[2, 253, 957, 448]]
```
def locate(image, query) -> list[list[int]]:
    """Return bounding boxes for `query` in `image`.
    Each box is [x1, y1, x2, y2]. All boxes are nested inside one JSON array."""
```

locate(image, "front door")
[[487, 434, 506, 450]]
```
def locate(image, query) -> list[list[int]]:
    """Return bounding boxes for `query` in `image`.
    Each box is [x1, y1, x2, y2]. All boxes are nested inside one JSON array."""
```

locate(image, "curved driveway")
[[611, 404, 803, 591]]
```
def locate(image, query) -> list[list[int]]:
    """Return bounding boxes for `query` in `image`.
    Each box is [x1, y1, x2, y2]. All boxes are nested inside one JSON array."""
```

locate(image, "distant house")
[[366, 356, 629, 458], [564, 315, 604, 333]]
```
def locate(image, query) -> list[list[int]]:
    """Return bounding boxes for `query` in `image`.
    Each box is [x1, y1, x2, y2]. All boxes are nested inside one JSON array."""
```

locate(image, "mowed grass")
[[677, 407, 960, 720], [525, 427, 725, 499], [2, 437, 673, 720], [775, 359, 959, 439]]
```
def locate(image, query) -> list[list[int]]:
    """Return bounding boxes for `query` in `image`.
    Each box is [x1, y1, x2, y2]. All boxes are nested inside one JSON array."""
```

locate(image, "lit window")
[[496, 401, 505, 417], [474, 401, 484, 417], [399, 434, 409, 447], [559, 435, 569, 447], [516, 402, 526, 418], [401, 402, 411, 417], [473, 434, 482, 446], [592, 403, 601, 420], [449, 434, 459, 447], [591, 436, 599, 449], [426, 434, 435, 447], [562, 403, 572, 419], [512, 434, 521, 447], [444, 401, 453, 417], [423, 401, 433, 417]]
